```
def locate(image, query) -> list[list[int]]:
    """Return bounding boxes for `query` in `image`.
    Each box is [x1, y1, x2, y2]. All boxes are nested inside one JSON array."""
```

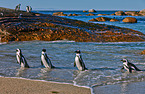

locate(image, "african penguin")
[[16, 49, 30, 68], [74, 50, 87, 71], [121, 59, 141, 73], [41, 49, 55, 69]]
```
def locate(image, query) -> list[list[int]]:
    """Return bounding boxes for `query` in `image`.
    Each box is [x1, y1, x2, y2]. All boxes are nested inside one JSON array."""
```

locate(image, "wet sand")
[[0, 77, 91, 94], [93, 81, 145, 94]]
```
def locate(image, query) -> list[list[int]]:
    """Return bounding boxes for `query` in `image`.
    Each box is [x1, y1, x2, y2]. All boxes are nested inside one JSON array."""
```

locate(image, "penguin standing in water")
[[74, 50, 87, 71], [16, 49, 30, 68], [121, 59, 141, 73], [41, 49, 55, 69]]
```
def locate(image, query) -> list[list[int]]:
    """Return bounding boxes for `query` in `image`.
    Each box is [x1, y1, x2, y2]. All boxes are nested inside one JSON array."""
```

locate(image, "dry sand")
[[0, 77, 91, 94]]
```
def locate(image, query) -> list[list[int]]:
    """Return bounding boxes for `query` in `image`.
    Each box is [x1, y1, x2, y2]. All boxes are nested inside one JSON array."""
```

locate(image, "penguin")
[[41, 49, 55, 69], [16, 49, 30, 68], [121, 59, 141, 73], [74, 50, 87, 71]]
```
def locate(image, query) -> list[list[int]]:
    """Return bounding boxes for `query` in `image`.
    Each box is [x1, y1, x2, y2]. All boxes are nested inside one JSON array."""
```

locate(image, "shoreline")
[[0, 76, 91, 94]]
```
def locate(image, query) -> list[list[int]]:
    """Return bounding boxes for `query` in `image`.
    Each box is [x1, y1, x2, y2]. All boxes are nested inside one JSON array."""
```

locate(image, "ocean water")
[[1, 11, 145, 94], [35, 10, 145, 34]]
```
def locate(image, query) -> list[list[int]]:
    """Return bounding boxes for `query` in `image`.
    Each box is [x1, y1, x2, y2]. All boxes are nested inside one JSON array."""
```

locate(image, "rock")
[[111, 14, 115, 15], [88, 9, 97, 12], [140, 9, 145, 13], [68, 14, 73, 16], [86, 13, 95, 16], [141, 50, 145, 54], [52, 12, 67, 16], [89, 18, 96, 21], [139, 9, 145, 16], [83, 10, 87, 12], [115, 11, 125, 16], [125, 11, 139, 16], [95, 17, 111, 22], [97, 14, 107, 16], [110, 19, 119, 22], [72, 14, 78, 16], [35, 14, 41, 16], [122, 17, 137, 23]]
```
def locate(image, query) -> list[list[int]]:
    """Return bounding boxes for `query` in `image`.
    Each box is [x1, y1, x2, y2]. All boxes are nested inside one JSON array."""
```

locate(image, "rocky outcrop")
[[88, 9, 97, 12], [115, 11, 125, 16], [0, 7, 145, 42], [122, 17, 137, 23]]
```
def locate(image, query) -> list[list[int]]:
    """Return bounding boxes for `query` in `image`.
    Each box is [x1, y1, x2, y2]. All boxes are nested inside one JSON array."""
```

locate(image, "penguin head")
[[42, 49, 46, 52], [75, 50, 81, 54], [16, 48, 21, 53], [121, 59, 128, 63]]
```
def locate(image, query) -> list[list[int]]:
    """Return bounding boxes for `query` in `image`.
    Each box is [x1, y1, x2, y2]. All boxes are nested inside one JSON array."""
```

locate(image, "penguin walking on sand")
[[41, 49, 55, 69], [74, 50, 87, 71], [16, 49, 30, 68], [121, 59, 141, 73]]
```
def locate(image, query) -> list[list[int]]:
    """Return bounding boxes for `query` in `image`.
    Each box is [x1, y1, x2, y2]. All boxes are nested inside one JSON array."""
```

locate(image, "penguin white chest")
[[75, 56, 83, 70], [123, 62, 129, 71], [16, 53, 20, 63], [20, 62, 25, 67], [41, 55, 50, 68]]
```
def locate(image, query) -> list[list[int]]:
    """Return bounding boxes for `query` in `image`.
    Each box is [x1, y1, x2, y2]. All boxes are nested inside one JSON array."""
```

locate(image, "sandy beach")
[[0, 77, 91, 94]]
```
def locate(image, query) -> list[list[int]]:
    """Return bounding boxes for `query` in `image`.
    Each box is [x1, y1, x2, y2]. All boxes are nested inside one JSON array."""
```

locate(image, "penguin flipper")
[[41, 60, 44, 66], [74, 61, 76, 67], [23, 57, 30, 68], [121, 67, 124, 70], [79, 56, 87, 70]]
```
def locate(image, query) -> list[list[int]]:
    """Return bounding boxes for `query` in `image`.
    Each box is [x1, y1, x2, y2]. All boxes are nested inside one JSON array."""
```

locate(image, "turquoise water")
[[1, 11, 145, 93]]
